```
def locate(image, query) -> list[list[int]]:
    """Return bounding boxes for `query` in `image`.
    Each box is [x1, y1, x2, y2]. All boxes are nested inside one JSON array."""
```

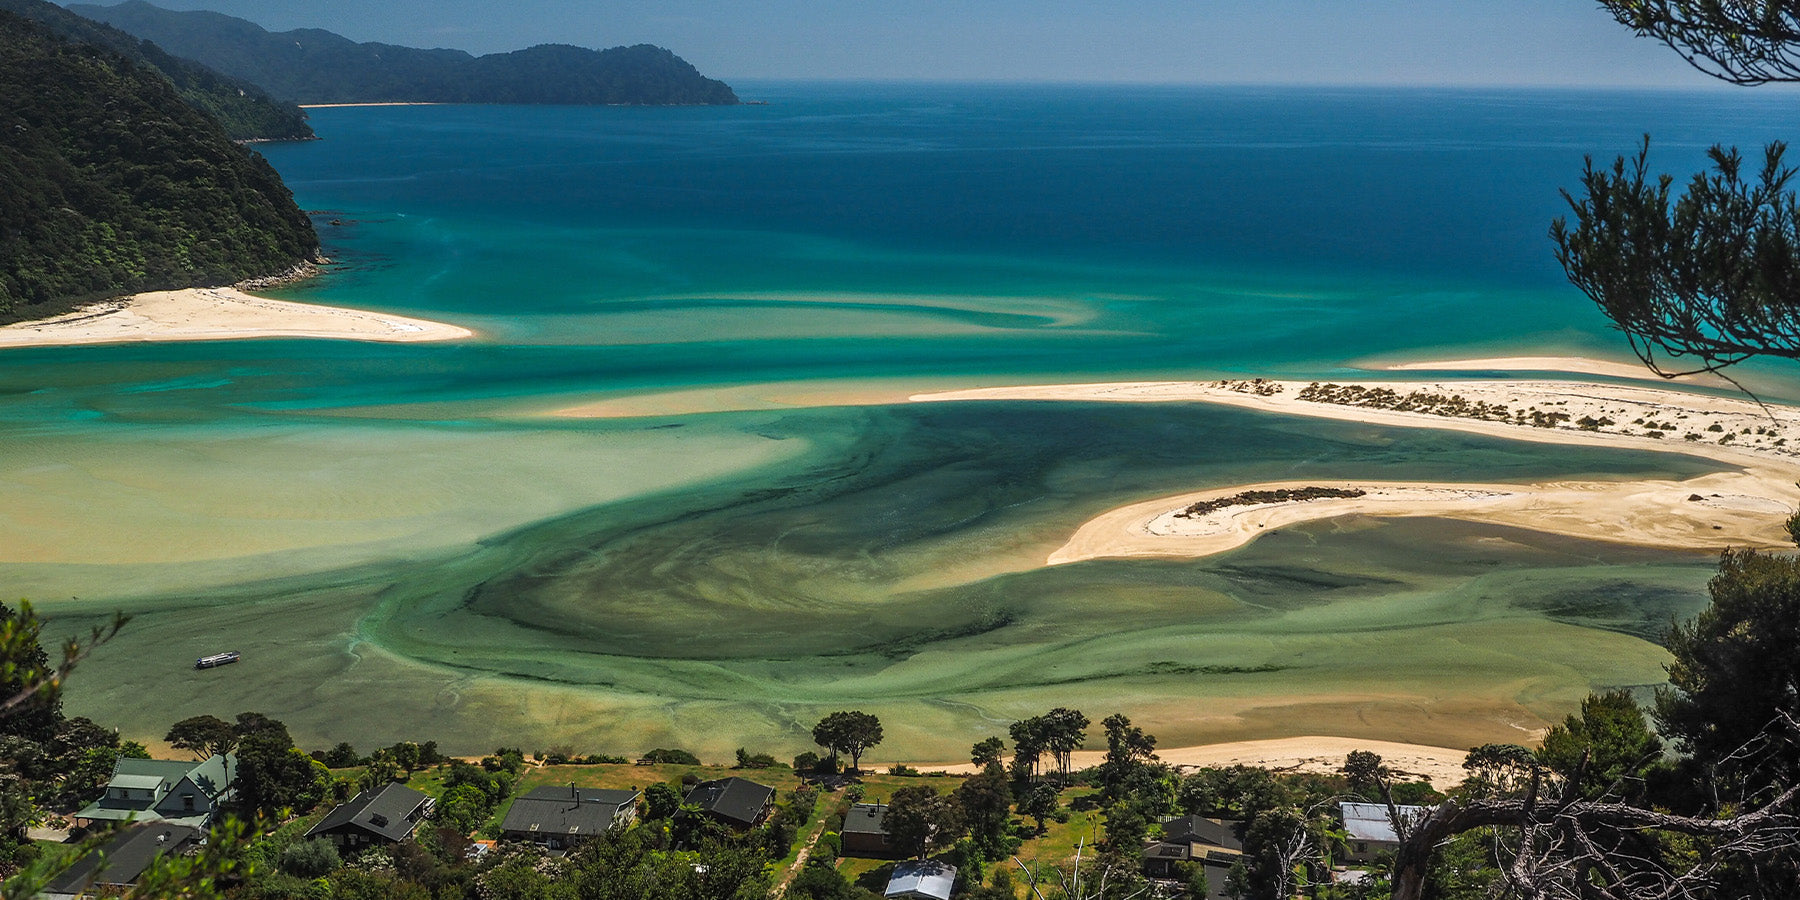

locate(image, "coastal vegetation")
[[72, 0, 739, 106], [1173, 487, 1367, 520], [1295, 383, 1524, 425], [0, 6, 318, 320], [0, 0, 311, 141]]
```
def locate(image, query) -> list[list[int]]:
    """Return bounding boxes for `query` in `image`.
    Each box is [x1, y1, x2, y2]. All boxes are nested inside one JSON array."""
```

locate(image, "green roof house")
[[73, 754, 235, 829]]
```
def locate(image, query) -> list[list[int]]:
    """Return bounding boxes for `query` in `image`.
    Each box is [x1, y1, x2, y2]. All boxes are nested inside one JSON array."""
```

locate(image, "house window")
[[182, 794, 195, 811], [1355, 842, 1368, 853]]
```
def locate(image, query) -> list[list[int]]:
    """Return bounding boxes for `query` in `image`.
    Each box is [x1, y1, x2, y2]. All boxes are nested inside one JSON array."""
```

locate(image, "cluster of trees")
[[811, 711, 883, 773], [311, 739, 449, 774], [158, 711, 334, 820], [0, 0, 310, 141], [0, 6, 319, 319], [72, 1, 739, 106], [1006, 708, 1091, 783], [0, 603, 142, 873]]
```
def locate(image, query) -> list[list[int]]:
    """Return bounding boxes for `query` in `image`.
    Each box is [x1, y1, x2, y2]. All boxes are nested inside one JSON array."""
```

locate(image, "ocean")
[[20, 82, 1800, 758]]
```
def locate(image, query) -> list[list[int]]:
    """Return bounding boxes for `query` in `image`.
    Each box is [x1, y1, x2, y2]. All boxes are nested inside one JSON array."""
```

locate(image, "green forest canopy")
[[0, 0, 310, 141], [0, 7, 318, 320]]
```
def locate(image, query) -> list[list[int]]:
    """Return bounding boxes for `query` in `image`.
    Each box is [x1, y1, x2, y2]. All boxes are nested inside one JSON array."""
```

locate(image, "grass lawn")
[[29, 838, 83, 874]]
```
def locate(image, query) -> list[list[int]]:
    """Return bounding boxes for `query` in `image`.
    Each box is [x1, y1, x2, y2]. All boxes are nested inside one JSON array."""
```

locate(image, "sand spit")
[[1050, 475, 1792, 564], [0, 287, 473, 348], [911, 736, 1471, 789], [912, 377, 1800, 467], [912, 378, 1800, 561]]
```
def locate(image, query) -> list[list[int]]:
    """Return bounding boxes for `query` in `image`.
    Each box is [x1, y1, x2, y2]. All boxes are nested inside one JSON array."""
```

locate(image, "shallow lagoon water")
[[20, 83, 1800, 757], [41, 401, 1723, 756]]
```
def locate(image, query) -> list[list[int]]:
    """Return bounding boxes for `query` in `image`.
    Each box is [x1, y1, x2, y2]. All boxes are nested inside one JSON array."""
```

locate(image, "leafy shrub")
[[279, 838, 339, 878], [641, 748, 701, 765]]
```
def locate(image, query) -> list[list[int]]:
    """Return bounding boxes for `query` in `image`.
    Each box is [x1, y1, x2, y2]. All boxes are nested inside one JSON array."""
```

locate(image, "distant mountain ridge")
[[0, 6, 318, 319], [0, 0, 309, 140], [68, 0, 740, 106]]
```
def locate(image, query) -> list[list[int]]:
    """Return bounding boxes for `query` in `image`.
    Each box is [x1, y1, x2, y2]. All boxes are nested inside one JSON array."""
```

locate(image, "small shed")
[[886, 859, 957, 900], [841, 802, 898, 858], [1339, 801, 1428, 863]]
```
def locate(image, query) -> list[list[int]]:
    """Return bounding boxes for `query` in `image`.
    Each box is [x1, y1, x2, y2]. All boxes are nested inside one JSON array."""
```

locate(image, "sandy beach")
[[910, 735, 1471, 788], [913, 377, 1800, 561], [0, 287, 473, 348], [297, 102, 444, 108]]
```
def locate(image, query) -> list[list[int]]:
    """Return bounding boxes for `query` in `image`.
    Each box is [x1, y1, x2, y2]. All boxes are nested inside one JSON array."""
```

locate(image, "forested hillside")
[[0, 0, 310, 141], [70, 0, 740, 106], [0, 8, 319, 320]]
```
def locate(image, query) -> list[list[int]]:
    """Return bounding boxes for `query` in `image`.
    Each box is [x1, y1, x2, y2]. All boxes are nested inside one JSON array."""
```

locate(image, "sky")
[[81, 0, 1764, 88]]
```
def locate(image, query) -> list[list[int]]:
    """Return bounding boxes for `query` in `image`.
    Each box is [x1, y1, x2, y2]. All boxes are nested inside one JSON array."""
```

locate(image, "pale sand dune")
[[911, 736, 1472, 788], [911, 378, 1800, 561], [0, 287, 473, 347]]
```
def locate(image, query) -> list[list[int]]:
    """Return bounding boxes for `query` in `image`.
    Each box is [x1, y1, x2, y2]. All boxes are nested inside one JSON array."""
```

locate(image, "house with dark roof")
[[1143, 816, 1244, 899], [683, 777, 774, 831], [885, 859, 957, 900], [1161, 815, 1242, 851], [73, 754, 235, 829], [841, 802, 899, 858], [42, 822, 203, 900], [304, 782, 436, 850], [1339, 801, 1429, 863], [500, 785, 641, 850]]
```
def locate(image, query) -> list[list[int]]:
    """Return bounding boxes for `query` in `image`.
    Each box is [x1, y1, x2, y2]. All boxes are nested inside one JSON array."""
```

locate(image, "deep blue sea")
[[23, 83, 1800, 756]]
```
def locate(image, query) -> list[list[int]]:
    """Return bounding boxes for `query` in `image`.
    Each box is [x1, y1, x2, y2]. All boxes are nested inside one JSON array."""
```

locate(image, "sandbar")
[[551, 376, 982, 419], [1368, 354, 1727, 385], [910, 736, 1471, 789], [0, 287, 473, 348], [913, 378, 1800, 561]]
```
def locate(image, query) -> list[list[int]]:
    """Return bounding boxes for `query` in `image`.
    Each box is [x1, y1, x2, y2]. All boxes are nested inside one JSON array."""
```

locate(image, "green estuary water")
[[19, 83, 1800, 759]]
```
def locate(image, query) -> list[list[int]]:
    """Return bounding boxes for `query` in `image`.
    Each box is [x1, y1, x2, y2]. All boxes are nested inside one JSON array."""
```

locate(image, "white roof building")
[[1338, 801, 1429, 844], [886, 859, 957, 900]]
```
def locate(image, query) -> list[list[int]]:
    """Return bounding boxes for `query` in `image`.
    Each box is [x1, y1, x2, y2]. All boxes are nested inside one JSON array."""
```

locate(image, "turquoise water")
[[22, 83, 1800, 757]]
